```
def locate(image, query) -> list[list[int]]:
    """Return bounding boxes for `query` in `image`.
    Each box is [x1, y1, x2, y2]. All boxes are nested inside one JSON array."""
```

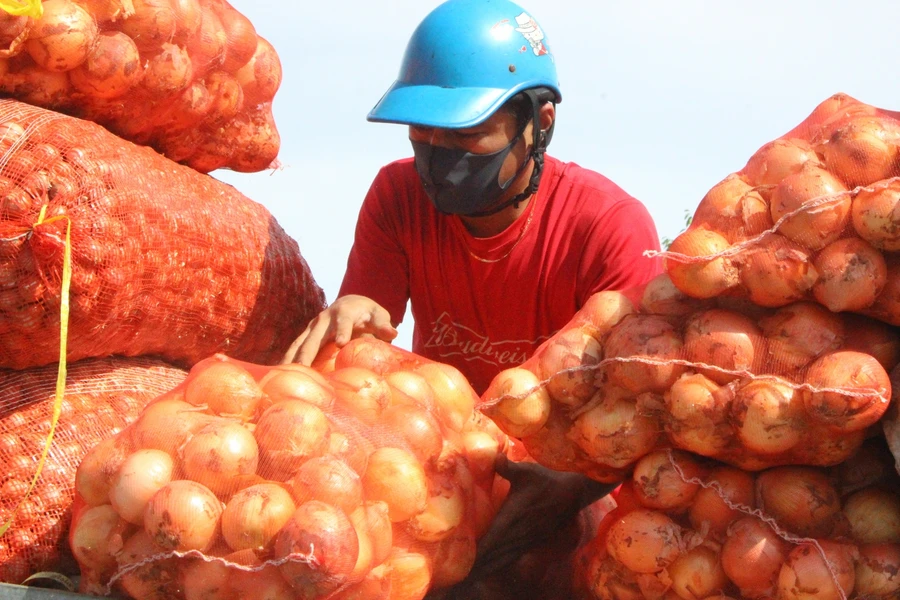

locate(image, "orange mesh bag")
[[0, 0, 282, 173], [69, 341, 509, 600], [0, 99, 325, 370], [0, 355, 187, 584], [480, 273, 900, 479], [572, 439, 900, 600], [660, 93, 900, 325]]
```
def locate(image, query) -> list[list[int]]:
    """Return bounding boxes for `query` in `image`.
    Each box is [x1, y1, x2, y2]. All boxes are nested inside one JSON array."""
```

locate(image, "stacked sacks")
[[0, 0, 282, 172]]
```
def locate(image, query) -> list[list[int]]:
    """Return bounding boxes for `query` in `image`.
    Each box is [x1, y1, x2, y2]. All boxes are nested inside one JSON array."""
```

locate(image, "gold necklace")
[[466, 198, 537, 264]]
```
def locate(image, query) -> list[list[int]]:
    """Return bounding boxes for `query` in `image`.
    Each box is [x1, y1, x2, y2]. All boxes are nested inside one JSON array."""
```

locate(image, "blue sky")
[[217, 0, 900, 350]]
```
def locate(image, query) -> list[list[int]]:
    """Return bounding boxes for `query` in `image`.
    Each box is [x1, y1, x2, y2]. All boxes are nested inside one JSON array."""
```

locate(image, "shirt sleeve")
[[338, 167, 411, 326], [576, 196, 664, 306]]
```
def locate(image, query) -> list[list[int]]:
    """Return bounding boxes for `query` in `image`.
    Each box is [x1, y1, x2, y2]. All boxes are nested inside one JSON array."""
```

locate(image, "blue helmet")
[[368, 0, 561, 129]]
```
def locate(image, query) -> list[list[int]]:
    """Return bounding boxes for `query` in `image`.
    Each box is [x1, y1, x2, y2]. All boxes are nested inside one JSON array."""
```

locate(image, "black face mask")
[[411, 129, 532, 217]]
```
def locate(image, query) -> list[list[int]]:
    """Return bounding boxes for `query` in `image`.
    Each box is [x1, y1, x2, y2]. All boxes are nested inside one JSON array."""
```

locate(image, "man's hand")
[[281, 295, 398, 365], [460, 456, 620, 584]]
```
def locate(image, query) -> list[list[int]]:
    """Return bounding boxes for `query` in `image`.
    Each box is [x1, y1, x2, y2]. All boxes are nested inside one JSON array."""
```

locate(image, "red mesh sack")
[[0, 0, 282, 173], [481, 273, 900, 479], [0, 355, 187, 584], [573, 439, 900, 600], [661, 93, 900, 324], [0, 99, 325, 370], [69, 341, 510, 600]]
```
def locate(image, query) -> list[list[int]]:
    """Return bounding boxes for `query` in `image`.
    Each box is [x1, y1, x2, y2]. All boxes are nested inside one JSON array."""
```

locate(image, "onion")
[[461, 430, 501, 480], [738, 233, 818, 307], [25, 0, 99, 72], [329, 366, 392, 425], [414, 362, 477, 432], [70, 504, 128, 573], [203, 70, 244, 123], [227, 557, 296, 599], [220, 482, 295, 552], [180, 558, 231, 600], [584, 554, 643, 600], [798, 424, 867, 467], [326, 427, 374, 476], [407, 472, 466, 542], [519, 404, 585, 473], [745, 138, 824, 190], [843, 486, 900, 544], [116, 531, 179, 600], [605, 509, 685, 574], [721, 516, 789, 598], [184, 358, 265, 421], [254, 399, 330, 479], [852, 178, 900, 251], [234, 36, 281, 104], [274, 500, 359, 597], [602, 314, 687, 394], [0, 13, 29, 57], [378, 403, 444, 465], [538, 326, 602, 407], [75, 435, 133, 506], [759, 302, 845, 374], [258, 363, 335, 409], [290, 455, 362, 515], [118, 0, 177, 52], [777, 540, 857, 600], [385, 370, 436, 411], [819, 116, 900, 188], [640, 273, 711, 318], [667, 544, 729, 600], [334, 337, 420, 374], [384, 549, 432, 600], [218, 4, 256, 72], [812, 237, 887, 312], [69, 31, 142, 99], [693, 173, 771, 241], [331, 563, 391, 600], [109, 448, 174, 525], [361, 447, 428, 522], [664, 372, 733, 457], [185, 5, 225, 76], [769, 164, 851, 250], [842, 314, 900, 373], [732, 378, 804, 455], [481, 367, 551, 438], [577, 289, 636, 339], [430, 530, 477, 588], [182, 420, 259, 496], [666, 227, 740, 298], [570, 390, 660, 468], [855, 543, 900, 597], [140, 42, 194, 97], [802, 350, 891, 432], [631, 449, 704, 513], [683, 308, 764, 384], [755, 466, 840, 537], [688, 466, 755, 538], [143, 479, 223, 551], [348, 501, 392, 580], [171, 0, 201, 41]]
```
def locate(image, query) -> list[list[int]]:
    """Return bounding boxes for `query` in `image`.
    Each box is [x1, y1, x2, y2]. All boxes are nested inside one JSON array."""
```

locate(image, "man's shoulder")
[[545, 156, 641, 209]]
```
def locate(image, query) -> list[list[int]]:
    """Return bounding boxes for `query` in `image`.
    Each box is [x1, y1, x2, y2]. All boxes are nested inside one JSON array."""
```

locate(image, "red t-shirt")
[[340, 155, 662, 394]]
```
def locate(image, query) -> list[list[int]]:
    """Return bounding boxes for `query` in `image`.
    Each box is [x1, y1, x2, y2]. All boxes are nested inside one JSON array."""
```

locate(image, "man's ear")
[[539, 102, 555, 133]]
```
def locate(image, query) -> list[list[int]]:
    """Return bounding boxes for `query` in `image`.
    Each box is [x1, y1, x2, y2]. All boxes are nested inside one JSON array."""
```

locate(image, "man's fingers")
[[296, 320, 332, 366], [281, 328, 310, 364]]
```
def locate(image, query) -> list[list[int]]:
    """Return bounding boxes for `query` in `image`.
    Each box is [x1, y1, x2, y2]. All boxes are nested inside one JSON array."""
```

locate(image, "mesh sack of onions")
[[0, 99, 325, 371], [572, 438, 900, 600], [480, 272, 900, 479], [660, 93, 900, 325], [0, 0, 282, 173], [69, 340, 510, 600], [0, 356, 187, 584]]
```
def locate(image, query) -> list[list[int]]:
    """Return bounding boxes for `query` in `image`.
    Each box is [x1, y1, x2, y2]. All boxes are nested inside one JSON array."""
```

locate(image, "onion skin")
[[769, 164, 851, 251], [631, 449, 704, 513], [361, 447, 428, 523], [811, 237, 887, 313], [776, 540, 857, 600], [254, 399, 330, 479], [693, 173, 771, 242], [569, 391, 660, 469], [481, 367, 551, 438], [688, 466, 756, 539], [641, 273, 712, 318], [69, 31, 143, 99], [721, 516, 789, 598], [819, 116, 900, 189], [143, 480, 223, 552], [738, 234, 818, 307], [664, 372, 733, 457], [183, 358, 265, 421], [25, 0, 99, 72], [852, 178, 900, 251], [666, 227, 739, 299], [605, 509, 685, 574], [744, 138, 824, 190], [802, 350, 891, 433], [731, 378, 804, 455], [683, 308, 765, 384], [855, 543, 900, 597], [843, 487, 900, 544], [759, 302, 844, 374], [603, 314, 687, 394], [667, 544, 730, 600], [538, 326, 603, 408], [755, 466, 841, 538], [220, 483, 296, 552], [290, 455, 363, 516]]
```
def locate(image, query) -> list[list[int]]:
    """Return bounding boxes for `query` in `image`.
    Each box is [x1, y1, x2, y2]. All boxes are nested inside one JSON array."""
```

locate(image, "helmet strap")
[[468, 89, 552, 218]]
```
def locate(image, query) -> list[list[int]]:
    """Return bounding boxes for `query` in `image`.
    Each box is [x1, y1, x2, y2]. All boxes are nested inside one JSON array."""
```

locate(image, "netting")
[[0, 99, 325, 370], [69, 341, 510, 599], [0, 0, 282, 173], [0, 355, 187, 584], [480, 273, 899, 478], [660, 93, 900, 325], [572, 438, 900, 600]]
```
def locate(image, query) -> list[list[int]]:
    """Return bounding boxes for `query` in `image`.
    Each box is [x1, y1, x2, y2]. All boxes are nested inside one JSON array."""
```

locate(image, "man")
[[284, 0, 661, 593]]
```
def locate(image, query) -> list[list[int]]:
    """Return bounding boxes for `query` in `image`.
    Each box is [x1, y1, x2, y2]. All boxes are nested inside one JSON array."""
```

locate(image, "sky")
[[216, 0, 900, 351]]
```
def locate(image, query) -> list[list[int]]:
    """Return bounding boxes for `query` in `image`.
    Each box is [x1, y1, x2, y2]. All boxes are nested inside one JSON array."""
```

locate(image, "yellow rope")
[[0, 0, 42, 18], [0, 206, 70, 537]]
